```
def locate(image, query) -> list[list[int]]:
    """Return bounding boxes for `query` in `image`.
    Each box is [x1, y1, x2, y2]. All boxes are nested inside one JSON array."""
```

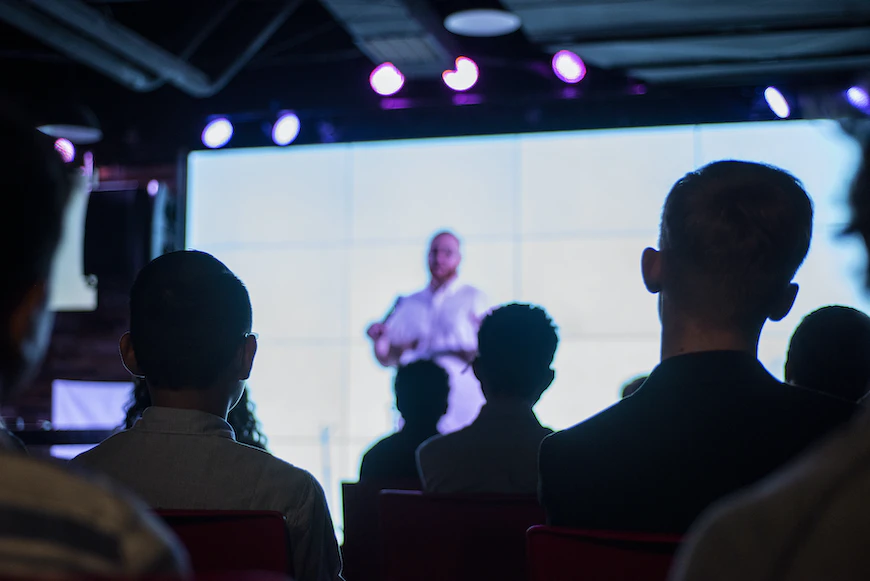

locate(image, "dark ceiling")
[[1, 0, 868, 164]]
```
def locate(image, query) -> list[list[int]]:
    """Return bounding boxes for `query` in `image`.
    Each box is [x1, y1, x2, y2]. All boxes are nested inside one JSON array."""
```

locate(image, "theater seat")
[[526, 525, 682, 581], [379, 490, 545, 581], [155, 509, 291, 576], [341, 480, 420, 581]]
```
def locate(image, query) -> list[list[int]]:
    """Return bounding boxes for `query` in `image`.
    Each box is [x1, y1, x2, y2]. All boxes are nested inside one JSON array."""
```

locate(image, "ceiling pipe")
[[0, 0, 157, 91], [21, 0, 302, 97]]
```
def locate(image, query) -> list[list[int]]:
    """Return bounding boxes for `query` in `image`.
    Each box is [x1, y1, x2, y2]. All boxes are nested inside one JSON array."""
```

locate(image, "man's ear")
[[119, 332, 145, 377], [641, 247, 663, 294], [239, 334, 258, 380], [769, 282, 799, 322], [472, 357, 484, 383]]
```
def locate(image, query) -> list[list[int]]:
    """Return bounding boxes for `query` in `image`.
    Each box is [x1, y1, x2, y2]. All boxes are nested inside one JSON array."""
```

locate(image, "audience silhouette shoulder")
[[71, 250, 342, 581], [0, 114, 188, 576], [539, 160, 857, 534], [359, 360, 449, 485], [417, 303, 557, 494]]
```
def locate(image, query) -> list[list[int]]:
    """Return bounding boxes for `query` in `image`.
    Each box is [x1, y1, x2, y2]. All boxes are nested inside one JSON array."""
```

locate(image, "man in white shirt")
[[367, 231, 490, 433], [416, 304, 557, 494]]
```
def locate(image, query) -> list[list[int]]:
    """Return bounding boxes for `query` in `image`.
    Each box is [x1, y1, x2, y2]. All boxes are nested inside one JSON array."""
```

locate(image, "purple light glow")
[[147, 180, 159, 196], [202, 117, 233, 149], [370, 63, 405, 96], [54, 138, 75, 163], [846, 86, 870, 111], [764, 87, 790, 119], [442, 57, 479, 92], [551, 50, 586, 84], [272, 112, 301, 146]]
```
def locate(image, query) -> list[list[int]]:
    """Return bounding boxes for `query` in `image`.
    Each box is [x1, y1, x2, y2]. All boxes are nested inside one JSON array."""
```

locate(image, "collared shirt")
[[416, 400, 553, 494], [672, 409, 870, 581], [539, 350, 858, 534], [72, 407, 342, 581], [359, 426, 437, 484], [386, 279, 491, 433], [0, 435, 188, 577]]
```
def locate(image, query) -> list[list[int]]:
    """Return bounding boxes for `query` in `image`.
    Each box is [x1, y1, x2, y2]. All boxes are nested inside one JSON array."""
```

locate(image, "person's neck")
[[429, 274, 457, 293], [659, 311, 762, 362], [149, 388, 230, 420], [484, 393, 537, 411], [400, 422, 439, 437]]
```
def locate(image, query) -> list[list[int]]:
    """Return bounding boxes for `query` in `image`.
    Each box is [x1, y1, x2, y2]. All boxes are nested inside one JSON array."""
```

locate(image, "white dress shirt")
[[416, 400, 553, 494], [386, 279, 490, 433], [72, 407, 342, 581]]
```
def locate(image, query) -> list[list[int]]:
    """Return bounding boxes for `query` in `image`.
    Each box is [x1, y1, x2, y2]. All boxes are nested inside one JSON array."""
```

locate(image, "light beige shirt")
[[72, 406, 342, 581], [0, 439, 188, 577], [417, 400, 553, 494]]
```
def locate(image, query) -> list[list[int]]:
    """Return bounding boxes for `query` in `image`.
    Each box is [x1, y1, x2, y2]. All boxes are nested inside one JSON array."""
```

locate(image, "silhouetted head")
[[0, 115, 72, 397], [642, 160, 812, 336], [121, 251, 257, 416], [428, 231, 461, 285], [785, 306, 870, 402], [473, 304, 558, 406], [621, 375, 648, 398], [394, 360, 449, 429]]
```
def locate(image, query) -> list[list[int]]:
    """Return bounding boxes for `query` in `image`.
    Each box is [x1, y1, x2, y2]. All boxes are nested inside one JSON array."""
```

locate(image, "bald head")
[[428, 231, 462, 285]]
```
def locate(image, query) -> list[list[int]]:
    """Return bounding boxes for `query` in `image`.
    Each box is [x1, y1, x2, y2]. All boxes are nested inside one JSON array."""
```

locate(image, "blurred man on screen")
[[366, 231, 490, 433]]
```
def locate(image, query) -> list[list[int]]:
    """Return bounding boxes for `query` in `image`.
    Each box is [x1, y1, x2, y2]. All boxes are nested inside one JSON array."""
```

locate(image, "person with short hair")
[[784, 305, 870, 402], [366, 231, 491, 433], [416, 303, 557, 494], [359, 360, 449, 484], [671, 132, 870, 581], [72, 250, 342, 581], [539, 160, 856, 534], [0, 114, 188, 576]]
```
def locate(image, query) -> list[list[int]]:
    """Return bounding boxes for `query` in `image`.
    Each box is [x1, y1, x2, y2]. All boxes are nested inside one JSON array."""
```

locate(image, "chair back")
[[379, 490, 545, 581], [341, 480, 420, 581], [155, 509, 291, 575], [526, 525, 682, 581]]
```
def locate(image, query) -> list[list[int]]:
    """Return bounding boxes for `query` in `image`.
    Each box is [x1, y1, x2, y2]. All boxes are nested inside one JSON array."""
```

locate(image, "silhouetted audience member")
[[538, 160, 857, 534], [359, 360, 449, 484], [0, 115, 187, 575], [621, 375, 647, 398], [124, 378, 269, 450], [72, 250, 342, 581], [417, 303, 557, 494], [671, 130, 870, 581], [784, 305, 870, 402]]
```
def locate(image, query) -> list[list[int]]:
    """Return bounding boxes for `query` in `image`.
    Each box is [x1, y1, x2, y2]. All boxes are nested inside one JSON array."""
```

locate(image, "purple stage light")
[[202, 117, 233, 149], [443, 57, 479, 92], [764, 87, 790, 119], [147, 180, 159, 196], [846, 86, 870, 111], [552, 50, 586, 84], [272, 112, 301, 146], [370, 63, 405, 96], [54, 138, 75, 163]]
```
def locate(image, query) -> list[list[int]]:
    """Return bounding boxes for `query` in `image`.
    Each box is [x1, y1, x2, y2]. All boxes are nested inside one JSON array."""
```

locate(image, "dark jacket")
[[539, 350, 858, 534]]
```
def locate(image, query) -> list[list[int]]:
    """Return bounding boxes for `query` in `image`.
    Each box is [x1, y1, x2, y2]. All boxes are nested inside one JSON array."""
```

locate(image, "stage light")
[[54, 138, 75, 163], [552, 50, 586, 84], [147, 180, 160, 196], [370, 62, 405, 96], [764, 87, 790, 119], [272, 112, 301, 146], [444, 9, 521, 37], [202, 117, 233, 149], [443, 57, 479, 92], [846, 86, 870, 111]]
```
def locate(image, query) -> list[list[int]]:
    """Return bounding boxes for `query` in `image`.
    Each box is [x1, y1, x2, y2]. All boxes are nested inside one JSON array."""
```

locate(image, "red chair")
[[155, 510, 291, 576], [379, 490, 545, 581], [341, 480, 420, 581], [526, 525, 682, 581]]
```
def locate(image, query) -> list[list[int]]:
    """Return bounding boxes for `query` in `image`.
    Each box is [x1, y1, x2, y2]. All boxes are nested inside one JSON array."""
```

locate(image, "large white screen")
[[187, 120, 864, 538]]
